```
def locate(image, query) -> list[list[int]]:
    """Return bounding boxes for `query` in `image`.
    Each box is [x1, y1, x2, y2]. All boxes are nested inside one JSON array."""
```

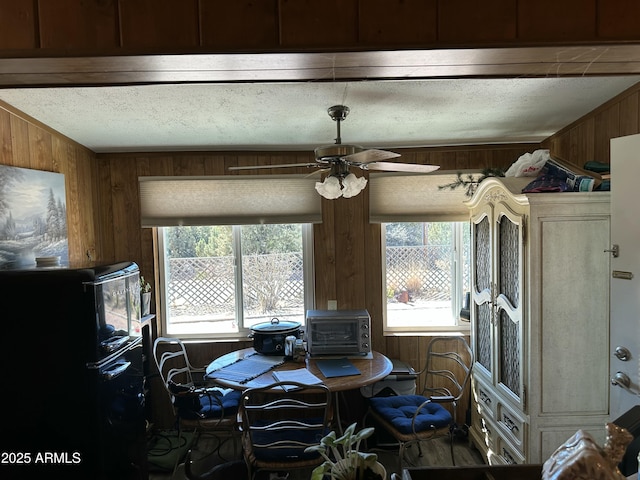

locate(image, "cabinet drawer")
[[496, 435, 526, 465], [478, 415, 509, 466], [473, 378, 496, 420], [478, 416, 498, 454], [496, 400, 525, 448], [470, 405, 487, 453]]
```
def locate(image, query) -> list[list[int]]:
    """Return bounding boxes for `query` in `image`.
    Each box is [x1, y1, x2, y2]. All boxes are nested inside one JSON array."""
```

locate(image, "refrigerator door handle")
[[102, 360, 131, 380]]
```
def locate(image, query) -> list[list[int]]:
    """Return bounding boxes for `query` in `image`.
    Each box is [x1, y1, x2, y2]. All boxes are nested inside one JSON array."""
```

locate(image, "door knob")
[[611, 371, 639, 395], [611, 371, 631, 389], [614, 346, 632, 361]]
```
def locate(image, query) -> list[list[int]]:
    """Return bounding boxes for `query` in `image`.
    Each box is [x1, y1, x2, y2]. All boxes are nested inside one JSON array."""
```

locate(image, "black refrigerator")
[[0, 262, 148, 480]]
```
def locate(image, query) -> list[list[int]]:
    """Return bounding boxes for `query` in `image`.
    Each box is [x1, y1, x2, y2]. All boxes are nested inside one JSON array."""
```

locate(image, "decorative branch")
[[438, 168, 505, 197]]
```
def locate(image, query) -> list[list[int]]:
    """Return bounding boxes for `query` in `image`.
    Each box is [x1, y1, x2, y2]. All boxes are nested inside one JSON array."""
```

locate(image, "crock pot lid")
[[251, 318, 301, 332]]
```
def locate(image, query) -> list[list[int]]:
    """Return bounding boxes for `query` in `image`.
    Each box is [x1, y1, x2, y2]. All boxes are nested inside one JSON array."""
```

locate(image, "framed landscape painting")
[[0, 165, 68, 269]]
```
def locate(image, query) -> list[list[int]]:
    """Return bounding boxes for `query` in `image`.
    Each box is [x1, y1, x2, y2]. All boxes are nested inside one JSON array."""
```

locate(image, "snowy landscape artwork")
[[0, 165, 68, 269]]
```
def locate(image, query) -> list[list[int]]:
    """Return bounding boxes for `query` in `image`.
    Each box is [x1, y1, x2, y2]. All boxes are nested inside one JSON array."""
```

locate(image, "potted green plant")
[[305, 423, 386, 480], [140, 275, 152, 316]]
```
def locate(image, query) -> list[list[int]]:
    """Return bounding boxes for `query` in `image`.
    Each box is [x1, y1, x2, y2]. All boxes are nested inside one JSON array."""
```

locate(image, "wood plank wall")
[[2, 0, 640, 55], [0, 102, 98, 266], [543, 82, 640, 164]]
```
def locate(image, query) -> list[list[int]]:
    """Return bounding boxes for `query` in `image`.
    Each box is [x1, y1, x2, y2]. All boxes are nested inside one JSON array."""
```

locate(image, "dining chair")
[[239, 380, 333, 480], [365, 336, 473, 470], [152, 337, 242, 472]]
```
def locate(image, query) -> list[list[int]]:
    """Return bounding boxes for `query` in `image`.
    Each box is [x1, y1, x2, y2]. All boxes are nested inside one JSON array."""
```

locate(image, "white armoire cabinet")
[[465, 177, 611, 465]]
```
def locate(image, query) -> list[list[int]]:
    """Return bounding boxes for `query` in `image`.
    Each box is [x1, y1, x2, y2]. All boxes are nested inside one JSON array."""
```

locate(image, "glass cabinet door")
[[494, 206, 525, 405], [471, 199, 525, 408], [471, 208, 494, 379]]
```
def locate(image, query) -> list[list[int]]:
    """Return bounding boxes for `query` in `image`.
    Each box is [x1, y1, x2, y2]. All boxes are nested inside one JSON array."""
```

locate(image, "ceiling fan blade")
[[344, 149, 401, 164], [361, 162, 441, 173], [305, 168, 328, 178], [228, 162, 319, 171]]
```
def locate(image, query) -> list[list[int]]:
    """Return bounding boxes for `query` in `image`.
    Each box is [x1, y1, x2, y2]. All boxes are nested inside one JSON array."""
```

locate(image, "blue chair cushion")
[[177, 388, 242, 420], [369, 395, 452, 435], [200, 389, 242, 417]]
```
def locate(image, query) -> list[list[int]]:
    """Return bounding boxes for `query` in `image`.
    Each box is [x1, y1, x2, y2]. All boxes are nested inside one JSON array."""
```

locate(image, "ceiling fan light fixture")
[[341, 173, 368, 198], [315, 175, 343, 199], [315, 172, 367, 199]]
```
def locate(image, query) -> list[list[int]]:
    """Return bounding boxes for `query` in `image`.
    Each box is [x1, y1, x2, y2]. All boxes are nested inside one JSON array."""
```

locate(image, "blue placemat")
[[208, 353, 285, 383], [315, 357, 361, 378]]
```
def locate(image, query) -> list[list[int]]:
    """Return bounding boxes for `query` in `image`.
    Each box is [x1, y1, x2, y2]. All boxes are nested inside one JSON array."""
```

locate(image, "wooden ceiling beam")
[[1, 45, 640, 88]]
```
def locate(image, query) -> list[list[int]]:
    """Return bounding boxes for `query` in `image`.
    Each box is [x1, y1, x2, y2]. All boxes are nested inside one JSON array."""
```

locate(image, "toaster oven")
[[305, 309, 371, 356]]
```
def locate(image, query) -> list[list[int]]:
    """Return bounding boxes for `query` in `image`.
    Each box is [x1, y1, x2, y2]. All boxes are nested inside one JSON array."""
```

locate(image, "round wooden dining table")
[[205, 347, 393, 392]]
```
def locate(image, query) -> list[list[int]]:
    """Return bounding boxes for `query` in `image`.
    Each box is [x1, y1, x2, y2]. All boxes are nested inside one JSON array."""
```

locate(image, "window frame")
[[381, 221, 471, 335], [157, 223, 315, 340]]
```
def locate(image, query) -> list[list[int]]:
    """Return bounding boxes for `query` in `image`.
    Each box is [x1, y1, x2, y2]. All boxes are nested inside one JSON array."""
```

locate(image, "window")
[[383, 221, 470, 333], [158, 224, 314, 339], [369, 172, 478, 334], [138, 174, 321, 339]]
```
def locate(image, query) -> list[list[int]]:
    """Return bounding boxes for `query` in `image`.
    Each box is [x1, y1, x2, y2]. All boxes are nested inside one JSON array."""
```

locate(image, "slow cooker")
[[250, 318, 301, 355]]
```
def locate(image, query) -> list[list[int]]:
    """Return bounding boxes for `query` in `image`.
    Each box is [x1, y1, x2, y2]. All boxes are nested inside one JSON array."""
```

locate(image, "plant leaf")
[[310, 462, 332, 480]]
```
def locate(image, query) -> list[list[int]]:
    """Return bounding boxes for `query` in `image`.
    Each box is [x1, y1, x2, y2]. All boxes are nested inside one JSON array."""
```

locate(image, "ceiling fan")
[[228, 104, 440, 199]]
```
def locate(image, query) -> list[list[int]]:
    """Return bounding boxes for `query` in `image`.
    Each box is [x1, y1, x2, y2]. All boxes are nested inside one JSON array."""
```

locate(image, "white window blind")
[[139, 175, 322, 227], [369, 171, 480, 223]]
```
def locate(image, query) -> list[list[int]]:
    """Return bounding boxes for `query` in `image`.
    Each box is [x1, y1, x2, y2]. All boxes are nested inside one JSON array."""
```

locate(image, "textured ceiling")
[[1, 76, 639, 153]]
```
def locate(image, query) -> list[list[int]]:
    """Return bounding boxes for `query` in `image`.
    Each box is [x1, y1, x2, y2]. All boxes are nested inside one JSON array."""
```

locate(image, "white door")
[[610, 133, 640, 420]]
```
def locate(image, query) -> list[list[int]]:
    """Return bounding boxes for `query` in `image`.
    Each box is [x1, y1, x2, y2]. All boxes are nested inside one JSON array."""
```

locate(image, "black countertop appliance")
[[0, 262, 148, 480]]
